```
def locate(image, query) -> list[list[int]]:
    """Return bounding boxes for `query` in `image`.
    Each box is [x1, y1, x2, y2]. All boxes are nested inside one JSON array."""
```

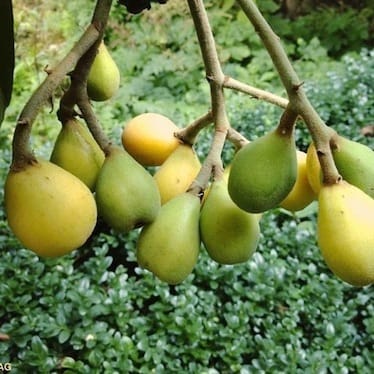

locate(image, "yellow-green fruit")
[[137, 193, 200, 284], [122, 113, 180, 166], [331, 135, 374, 198], [50, 118, 105, 191], [228, 129, 297, 213], [317, 180, 374, 286], [154, 144, 201, 204], [200, 178, 260, 265], [280, 150, 316, 211], [87, 42, 120, 101], [95, 146, 160, 233], [4, 160, 97, 258]]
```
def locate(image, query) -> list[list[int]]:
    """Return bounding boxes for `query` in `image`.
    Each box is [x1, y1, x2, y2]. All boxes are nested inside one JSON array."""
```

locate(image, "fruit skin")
[[95, 146, 160, 233], [331, 135, 374, 198], [122, 113, 180, 166], [280, 150, 316, 211], [50, 118, 105, 191], [200, 178, 260, 265], [4, 160, 97, 258], [317, 180, 374, 287], [306, 142, 322, 194], [228, 129, 297, 213], [137, 192, 200, 285], [154, 144, 201, 204], [87, 42, 120, 102]]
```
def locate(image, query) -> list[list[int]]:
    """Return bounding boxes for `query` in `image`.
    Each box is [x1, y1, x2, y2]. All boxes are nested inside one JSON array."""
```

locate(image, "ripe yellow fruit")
[[4, 160, 97, 258], [280, 150, 316, 211], [317, 180, 374, 286], [306, 142, 322, 194], [122, 113, 180, 166], [153, 144, 201, 204]]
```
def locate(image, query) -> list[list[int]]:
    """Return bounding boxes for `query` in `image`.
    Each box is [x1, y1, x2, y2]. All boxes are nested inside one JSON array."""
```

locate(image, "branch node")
[[292, 81, 305, 91]]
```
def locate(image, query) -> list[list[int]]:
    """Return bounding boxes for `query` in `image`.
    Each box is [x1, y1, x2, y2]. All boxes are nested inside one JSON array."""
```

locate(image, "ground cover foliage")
[[0, 1, 373, 372]]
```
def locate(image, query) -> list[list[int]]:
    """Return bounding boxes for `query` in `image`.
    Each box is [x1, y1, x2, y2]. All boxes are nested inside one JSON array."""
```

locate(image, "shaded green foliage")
[[0, 0, 373, 372]]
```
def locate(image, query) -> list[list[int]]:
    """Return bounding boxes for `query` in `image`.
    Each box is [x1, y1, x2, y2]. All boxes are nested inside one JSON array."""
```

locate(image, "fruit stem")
[[11, 23, 101, 171], [237, 0, 341, 186], [276, 105, 298, 137]]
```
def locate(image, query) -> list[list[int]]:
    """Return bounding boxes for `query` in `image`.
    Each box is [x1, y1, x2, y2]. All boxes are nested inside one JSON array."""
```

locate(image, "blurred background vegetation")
[[0, 0, 373, 372]]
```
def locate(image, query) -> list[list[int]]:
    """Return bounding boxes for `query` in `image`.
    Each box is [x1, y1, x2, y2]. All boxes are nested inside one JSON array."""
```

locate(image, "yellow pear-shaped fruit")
[[137, 192, 200, 285], [200, 178, 260, 265], [50, 118, 105, 191], [306, 142, 322, 194], [331, 135, 374, 198], [153, 144, 201, 204], [95, 146, 160, 233], [87, 42, 120, 101], [280, 150, 316, 211], [4, 160, 97, 258], [122, 113, 180, 166], [317, 180, 374, 286], [228, 129, 297, 213]]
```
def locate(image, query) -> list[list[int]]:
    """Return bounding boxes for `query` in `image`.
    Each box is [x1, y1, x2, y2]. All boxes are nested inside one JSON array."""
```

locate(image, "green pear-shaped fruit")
[[331, 135, 374, 198], [95, 146, 160, 232], [137, 192, 200, 284], [87, 42, 120, 101], [50, 118, 105, 191], [5, 160, 97, 258], [228, 129, 297, 213], [200, 178, 260, 265], [317, 180, 374, 286]]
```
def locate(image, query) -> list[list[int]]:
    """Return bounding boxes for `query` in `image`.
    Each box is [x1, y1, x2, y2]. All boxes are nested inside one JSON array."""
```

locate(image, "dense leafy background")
[[0, 0, 373, 372]]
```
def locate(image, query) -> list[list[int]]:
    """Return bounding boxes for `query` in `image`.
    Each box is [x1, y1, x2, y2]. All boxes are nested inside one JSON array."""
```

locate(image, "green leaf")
[[0, 0, 14, 125]]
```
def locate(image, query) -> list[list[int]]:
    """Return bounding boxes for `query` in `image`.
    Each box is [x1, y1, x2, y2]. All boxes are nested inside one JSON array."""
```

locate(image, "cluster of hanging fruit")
[[4, 41, 374, 289]]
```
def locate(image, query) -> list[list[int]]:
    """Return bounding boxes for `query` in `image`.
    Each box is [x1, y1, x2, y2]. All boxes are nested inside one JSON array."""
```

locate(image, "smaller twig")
[[175, 111, 213, 145], [227, 127, 249, 149], [223, 76, 288, 108], [77, 97, 111, 153], [11, 25, 100, 170]]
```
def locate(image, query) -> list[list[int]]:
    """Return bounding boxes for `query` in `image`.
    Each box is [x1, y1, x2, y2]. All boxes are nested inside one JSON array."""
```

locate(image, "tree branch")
[[11, 0, 113, 170], [237, 0, 341, 185], [187, 0, 230, 193]]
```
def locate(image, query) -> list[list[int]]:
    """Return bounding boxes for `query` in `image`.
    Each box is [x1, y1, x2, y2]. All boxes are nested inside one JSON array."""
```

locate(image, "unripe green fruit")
[[228, 129, 297, 213], [87, 42, 120, 102], [200, 178, 260, 265], [137, 193, 200, 285], [95, 146, 160, 233], [331, 135, 374, 198], [50, 118, 105, 191]]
